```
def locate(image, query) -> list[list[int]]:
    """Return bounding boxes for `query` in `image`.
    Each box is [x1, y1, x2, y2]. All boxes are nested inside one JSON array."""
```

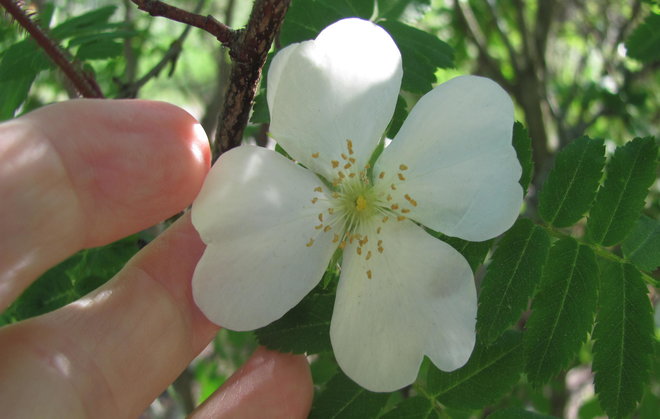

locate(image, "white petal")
[[192, 146, 337, 330], [330, 219, 476, 392], [375, 76, 522, 241], [267, 18, 402, 180]]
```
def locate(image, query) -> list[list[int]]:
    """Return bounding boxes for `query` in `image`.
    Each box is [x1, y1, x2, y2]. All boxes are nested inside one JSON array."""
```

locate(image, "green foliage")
[[0, 236, 139, 325], [426, 331, 524, 409], [387, 95, 409, 138], [592, 260, 655, 418], [587, 137, 658, 246], [625, 13, 660, 63], [380, 396, 438, 419], [477, 219, 550, 343], [379, 20, 454, 93], [487, 408, 559, 419], [309, 371, 390, 418], [430, 232, 492, 272], [512, 122, 534, 195], [538, 136, 606, 228], [524, 238, 598, 385], [622, 215, 660, 272], [255, 287, 334, 354]]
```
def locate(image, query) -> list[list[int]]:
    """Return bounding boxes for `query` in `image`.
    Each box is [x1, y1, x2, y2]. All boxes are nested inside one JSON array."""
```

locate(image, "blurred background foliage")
[[1, 0, 658, 417]]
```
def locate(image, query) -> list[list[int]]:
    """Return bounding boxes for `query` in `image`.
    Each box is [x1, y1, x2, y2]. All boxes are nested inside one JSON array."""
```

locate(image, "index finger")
[[0, 99, 210, 310]]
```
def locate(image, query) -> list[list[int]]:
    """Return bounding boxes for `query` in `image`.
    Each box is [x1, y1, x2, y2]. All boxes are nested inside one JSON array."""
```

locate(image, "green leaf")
[[587, 137, 658, 246], [477, 219, 551, 343], [279, 0, 374, 46], [625, 13, 660, 63], [0, 38, 53, 80], [376, 0, 431, 20], [426, 331, 523, 409], [50, 6, 118, 40], [488, 408, 559, 419], [379, 20, 454, 94], [254, 288, 333, 354], [309, 371, 390, 419], [249, 90, 270, 124], [0, 75, 35, 120], [524, 237, 598, 385], [76, 39, 123, 60], [1, 236, 139, 324], [592, 260, 654, 419], [621, 214, 660, 272], [380, 396, 439, 419], [538, 136, 605, 228], [512, 122, 534, 195], [428, 231, 492, 272], [386, 95, 409, 138]]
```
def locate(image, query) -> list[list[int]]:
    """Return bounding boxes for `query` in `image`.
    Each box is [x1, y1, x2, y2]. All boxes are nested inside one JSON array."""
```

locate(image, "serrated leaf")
[[428, 231, 492, 272], [254, 289, 333, 354], [309, 371, 389, 419], [0, 75, 35, 120], [592, 260, 654, 419], [524, 237, 598, 385], [1, 236, 139, 324], [426, 331, 523, 409], [380, 396, 439, 419], [0, 39, 53, 80], [379, 20, 454, 94], [512, 122, 534, 195], [487, 408, 559, 419], [538, 136, 605, 228], [625, 13, 660, 63], [587, 137, 658, 246], [622, 215, 660, 272], [477, 219, 550, 343]]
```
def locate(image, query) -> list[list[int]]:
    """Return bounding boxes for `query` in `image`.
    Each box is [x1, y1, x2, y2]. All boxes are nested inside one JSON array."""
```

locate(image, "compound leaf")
[[622, 214, 660, 272], [309, 371, 389, 419]]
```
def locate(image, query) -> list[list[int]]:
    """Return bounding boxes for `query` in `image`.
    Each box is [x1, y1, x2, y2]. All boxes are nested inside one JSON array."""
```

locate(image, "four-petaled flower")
[[191, 18, 522, 392]]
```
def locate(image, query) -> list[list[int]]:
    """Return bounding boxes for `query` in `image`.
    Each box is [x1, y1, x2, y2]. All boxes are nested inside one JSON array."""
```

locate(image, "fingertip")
[[191, 347, 313, 418]]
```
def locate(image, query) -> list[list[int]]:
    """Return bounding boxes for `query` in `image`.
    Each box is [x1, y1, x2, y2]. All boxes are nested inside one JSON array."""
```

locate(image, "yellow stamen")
[[306, 238, 314, 247], [355, 195, 367, 211], [367, 270, 372, 279], [331, 160, 339, 168], [399, 164, 408, 170], [311, 152, 320, 158]]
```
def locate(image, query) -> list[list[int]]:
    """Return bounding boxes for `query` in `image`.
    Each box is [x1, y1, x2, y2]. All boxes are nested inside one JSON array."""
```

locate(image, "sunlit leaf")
[[477, 219, 550, 343], [427, 331, 523, 409], [379, 19, 454, 93], [625, 13, 660, 63], [309, 371, 389, 418], [587, 137, 658, 246], [524, 238, 598, 385], [592, 260, 654, 419], [538, 136, 605, 228]]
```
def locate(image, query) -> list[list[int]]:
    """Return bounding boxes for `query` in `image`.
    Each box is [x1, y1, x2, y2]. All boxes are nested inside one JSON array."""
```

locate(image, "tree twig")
[[130, 0, 238, 48], [1, 0, 103, 98], [213, 0, 291, 159]]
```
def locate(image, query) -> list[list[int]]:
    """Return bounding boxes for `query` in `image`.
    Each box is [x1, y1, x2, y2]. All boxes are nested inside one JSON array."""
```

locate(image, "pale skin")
[[0, 100, 313, 418]]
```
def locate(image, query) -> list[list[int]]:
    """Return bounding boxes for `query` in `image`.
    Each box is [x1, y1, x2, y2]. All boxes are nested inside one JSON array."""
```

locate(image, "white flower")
[[191, 18, 522, 392]]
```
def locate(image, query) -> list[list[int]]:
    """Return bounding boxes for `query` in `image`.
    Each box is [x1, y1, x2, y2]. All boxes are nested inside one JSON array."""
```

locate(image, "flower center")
[[305, 139, 420, 279]]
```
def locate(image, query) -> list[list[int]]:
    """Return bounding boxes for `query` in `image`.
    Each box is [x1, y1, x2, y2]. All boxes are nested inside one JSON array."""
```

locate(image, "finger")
[[0, 99, 209, 309], [0, 215, 219, 418], [190, 347, 313, 419]]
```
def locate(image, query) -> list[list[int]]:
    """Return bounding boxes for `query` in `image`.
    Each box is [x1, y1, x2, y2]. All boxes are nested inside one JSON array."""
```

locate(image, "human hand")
[[0, 100, 313, 418]]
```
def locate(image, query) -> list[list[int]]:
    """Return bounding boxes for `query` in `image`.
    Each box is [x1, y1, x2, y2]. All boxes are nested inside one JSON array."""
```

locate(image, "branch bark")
[[212, 0, 291, 159], [1, 0, 104, 98]]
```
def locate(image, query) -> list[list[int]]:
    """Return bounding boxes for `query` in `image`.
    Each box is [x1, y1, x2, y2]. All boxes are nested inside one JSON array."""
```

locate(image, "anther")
[[332, 234, 339, 243], [349, 173, 356, 178], [357, 247, 362, 255], [328, 207, 335, 214], [387, 194, 393, 201], [311, 197, 318, 204], [306, 238, 314, 247], [315, 224, 323, 230], [390, 184, 397, 190], [391, 204, 399, 210], [378, 246, 384, 253], [344, 163, 351, 169], [318, 213, 324, 222], [331, 160, 339, 168], [341, 153, 348, 160], [376, 226, 382, 234], [366, 251, 372, 260], [382, 216, 389, 223], [311, 152, 320, 158], [339, 241, 346, 249], [324, 225, 332, 232], [401, 208, 410, 214], [397, 215, 406, 221], [399, 164, 408, 171], [349, 157, 356, 163], [379, 171, 385, 179], [367, 270, 372, 279], [398, 173, 406, 181], [314, 186, 323, 192]]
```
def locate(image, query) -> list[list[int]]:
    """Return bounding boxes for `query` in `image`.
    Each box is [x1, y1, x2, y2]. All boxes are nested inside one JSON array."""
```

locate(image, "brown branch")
[[213, 0, 291, 159], [1, 0, 103, 98], [130, 0, 238, 48]]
